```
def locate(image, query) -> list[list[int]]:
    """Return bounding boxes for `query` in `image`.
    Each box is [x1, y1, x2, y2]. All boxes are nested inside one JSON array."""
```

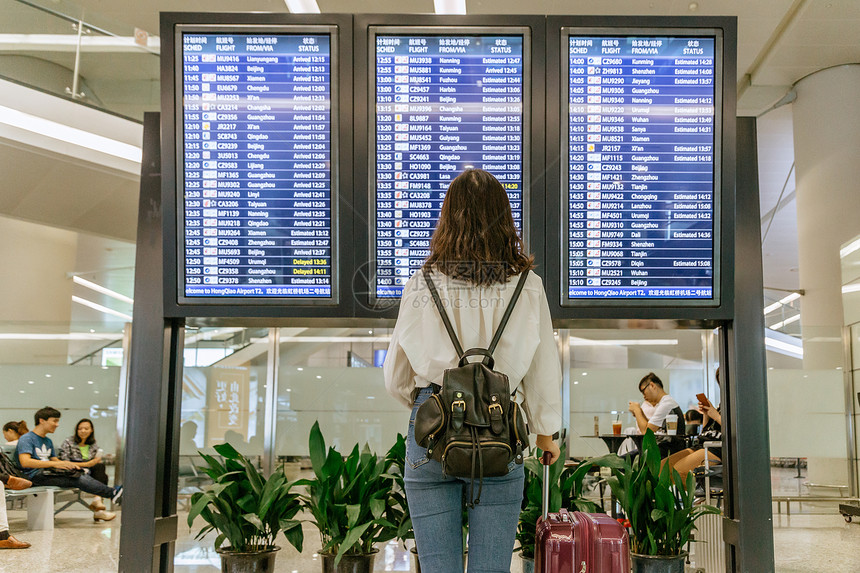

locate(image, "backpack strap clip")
[[451, 399, 466, 431]]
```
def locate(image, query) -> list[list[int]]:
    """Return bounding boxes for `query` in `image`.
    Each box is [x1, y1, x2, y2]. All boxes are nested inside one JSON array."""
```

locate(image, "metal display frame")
[[160, 12, 355, 321], [545, 16, 736, 322], [559, 26, 724, 309], [173, 23, 341, 308], [352, 14, 547, 319]]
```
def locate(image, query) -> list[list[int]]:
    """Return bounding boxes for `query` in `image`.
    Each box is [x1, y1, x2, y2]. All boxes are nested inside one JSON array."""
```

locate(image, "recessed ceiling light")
[[297, 367, 303, 371], [45, 374, 52, 378], [19, 390, 25, 394], [316, 375, 322, 379], [88, 380, 94, 384], [688, 1, 699, 10], [94, 391, 100, 394], [28, 380, 34, 385], [67, 386, 75, 390]]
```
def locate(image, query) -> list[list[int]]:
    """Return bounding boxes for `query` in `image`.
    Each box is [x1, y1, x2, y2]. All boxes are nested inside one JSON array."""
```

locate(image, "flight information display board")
[[178, 30, 335, 301], [564, 33, 720, 302], [371, 29, 529, 299]]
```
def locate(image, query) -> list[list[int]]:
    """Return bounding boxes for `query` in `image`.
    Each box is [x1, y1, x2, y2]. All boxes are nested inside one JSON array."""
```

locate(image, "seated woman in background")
[[58, 418, 110, 511], [3, 420, 29, 445], [665, 369, 723, 478]]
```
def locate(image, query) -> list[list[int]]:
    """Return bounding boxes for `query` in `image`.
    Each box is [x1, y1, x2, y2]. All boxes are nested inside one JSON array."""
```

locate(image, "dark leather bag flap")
[[442, 362, 510, 427]]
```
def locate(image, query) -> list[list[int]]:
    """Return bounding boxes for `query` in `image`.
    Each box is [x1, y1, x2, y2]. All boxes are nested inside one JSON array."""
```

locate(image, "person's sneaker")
[[92, 510, 116, 522], [111, 485, 123, 505], [0, 536, 31, 549], [4, 476, 32, 491]]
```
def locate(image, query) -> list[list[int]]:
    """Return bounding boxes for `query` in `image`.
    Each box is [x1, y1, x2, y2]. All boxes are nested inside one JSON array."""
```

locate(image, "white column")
[[791, 65, 860, 486], [792, 64, 860, 370]]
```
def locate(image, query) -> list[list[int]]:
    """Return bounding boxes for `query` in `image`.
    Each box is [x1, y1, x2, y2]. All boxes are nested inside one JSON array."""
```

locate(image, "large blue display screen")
[[373, 32, 526, 299], [180, 32, 333, 299], [566, 35, 718, 301]]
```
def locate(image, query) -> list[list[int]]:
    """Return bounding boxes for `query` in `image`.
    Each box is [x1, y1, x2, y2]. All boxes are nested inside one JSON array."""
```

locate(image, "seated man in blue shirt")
[[15, 406, 122, 522]]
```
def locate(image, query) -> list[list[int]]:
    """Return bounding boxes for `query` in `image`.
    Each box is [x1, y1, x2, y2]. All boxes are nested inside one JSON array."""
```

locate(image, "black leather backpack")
[[413, 267, 530, 507]]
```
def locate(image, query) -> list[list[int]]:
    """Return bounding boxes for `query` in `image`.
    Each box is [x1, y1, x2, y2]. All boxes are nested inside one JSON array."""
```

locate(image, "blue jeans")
[[31, 470, 115, 498], [405, 387, 524, 573]]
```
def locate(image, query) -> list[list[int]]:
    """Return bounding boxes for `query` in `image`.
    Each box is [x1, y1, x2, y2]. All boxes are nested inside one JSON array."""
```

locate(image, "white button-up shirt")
[[383, 268, 562, 436]]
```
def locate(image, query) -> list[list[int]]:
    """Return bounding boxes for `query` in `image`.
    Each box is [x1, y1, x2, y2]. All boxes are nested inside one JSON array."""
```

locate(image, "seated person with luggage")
[[15, 406, 123, 522], [627, 373, 686, 455]]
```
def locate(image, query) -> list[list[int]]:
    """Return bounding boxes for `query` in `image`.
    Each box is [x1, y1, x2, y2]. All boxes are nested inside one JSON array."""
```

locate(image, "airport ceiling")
[[1, 0, 856, 359]]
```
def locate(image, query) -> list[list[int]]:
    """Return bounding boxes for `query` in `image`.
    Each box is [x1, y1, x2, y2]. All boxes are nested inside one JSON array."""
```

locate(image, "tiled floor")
[[3, 497, 860, 571]]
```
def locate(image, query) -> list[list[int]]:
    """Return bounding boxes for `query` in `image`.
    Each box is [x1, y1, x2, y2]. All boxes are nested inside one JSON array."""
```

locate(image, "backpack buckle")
[[451, 399, 466, 431], [489, 403, 503, 434]]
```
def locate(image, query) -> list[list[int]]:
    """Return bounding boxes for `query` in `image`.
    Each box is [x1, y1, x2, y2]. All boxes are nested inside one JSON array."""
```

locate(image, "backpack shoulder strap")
[[422, 267, 464, 357], [487, 270, 530, 355]]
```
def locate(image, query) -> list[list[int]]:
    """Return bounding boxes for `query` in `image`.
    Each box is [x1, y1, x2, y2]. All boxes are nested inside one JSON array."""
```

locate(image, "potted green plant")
[[383, 433, 413, 546], [297, 421, 400, 572], [515, 441, 624, 573], [606, 430, 720, 573], [186, 442, 304, 572]]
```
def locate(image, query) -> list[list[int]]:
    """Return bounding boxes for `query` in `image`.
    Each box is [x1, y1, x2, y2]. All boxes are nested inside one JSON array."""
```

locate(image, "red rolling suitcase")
[[534, 453, 630, 573]]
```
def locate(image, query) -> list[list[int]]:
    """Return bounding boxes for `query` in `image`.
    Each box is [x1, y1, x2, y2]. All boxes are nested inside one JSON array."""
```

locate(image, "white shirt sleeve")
[[518, 281, 562, 436], [383, 309, 418, 409]]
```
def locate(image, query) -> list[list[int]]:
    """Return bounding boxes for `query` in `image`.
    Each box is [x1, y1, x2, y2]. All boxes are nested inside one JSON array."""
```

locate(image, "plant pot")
[[410, 547, 467, 572], [520, 555, 535, 573], [631, 552, 688, 573], [216, 545, 280, 573], [320, 548, 379, 573]]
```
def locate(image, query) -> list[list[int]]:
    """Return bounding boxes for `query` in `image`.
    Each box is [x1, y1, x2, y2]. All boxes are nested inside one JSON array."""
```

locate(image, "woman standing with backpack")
[[384, 168, 562, 572]]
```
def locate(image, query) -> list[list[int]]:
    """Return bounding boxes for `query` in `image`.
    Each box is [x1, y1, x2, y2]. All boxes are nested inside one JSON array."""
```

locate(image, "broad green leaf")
[[334, 523, 371, 567], [309, 421, 326, 478], [280, 519, 304, 553], [370, 498, 385, 520], [213, 442, 241, 460], [346, 504, 362, 529]]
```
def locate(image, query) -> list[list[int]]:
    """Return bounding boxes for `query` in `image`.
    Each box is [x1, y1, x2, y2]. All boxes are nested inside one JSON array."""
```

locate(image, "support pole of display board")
[[119, 112, 185, 573], [720, 117, 775, 572]]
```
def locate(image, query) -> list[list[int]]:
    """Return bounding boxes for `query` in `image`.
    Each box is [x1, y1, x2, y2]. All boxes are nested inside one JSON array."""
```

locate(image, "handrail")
[[13, 0, 118, 38], [69, 338, 122, 365]]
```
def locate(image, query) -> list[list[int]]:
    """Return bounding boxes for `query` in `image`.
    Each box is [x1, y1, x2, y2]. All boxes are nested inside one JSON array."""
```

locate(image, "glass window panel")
[[275, 328, 407, 463]]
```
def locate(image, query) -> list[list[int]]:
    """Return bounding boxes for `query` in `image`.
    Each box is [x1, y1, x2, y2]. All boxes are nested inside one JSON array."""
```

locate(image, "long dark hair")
[[423, 169, 533, 285], [74, 418, 96, 445]]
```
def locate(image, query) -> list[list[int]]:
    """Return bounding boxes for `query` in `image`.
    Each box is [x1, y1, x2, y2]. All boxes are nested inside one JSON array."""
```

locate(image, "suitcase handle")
[[541, 450, 552, 519]]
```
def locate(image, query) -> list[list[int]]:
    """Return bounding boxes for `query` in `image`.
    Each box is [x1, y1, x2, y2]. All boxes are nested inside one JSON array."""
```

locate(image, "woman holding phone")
[[665, 368, 723, 478]]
